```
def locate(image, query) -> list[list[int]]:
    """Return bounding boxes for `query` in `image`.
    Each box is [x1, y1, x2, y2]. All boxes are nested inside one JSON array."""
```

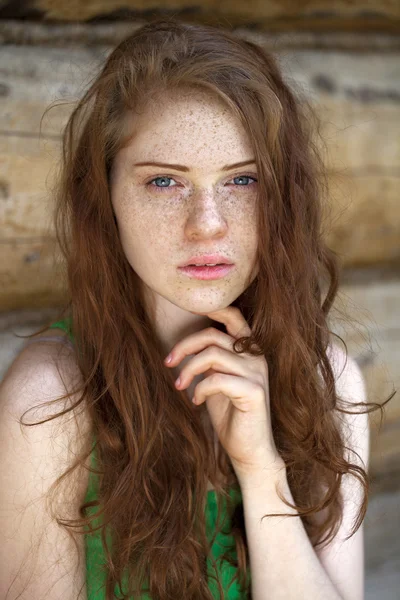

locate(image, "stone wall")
[[0, 0, 399, 31], [0, 12, 399, 595], [1, 24, 399, 310], [1, 20, 399, 491]]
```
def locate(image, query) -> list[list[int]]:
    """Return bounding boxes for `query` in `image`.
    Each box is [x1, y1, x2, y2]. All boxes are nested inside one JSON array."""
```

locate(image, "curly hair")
[[20, 16, 393, 600]]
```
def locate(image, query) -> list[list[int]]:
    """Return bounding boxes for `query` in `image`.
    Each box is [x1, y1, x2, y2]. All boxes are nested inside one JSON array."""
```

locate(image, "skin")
[[109, 88, 259, 436]]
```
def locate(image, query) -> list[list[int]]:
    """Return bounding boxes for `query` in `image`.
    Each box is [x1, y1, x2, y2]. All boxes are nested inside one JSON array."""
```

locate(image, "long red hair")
[[22, 17, 393, 600]]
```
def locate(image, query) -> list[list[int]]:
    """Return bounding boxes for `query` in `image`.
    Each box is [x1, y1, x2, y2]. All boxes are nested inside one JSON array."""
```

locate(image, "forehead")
[[119, 88, 254, 170]]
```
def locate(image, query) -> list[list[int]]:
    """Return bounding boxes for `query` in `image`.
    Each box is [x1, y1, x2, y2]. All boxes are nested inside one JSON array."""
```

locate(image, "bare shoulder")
[[326, 340, 370, 468], [2, 327, 83, 419], [0, 328, 91, 599], [0, 325, 93, 498], [326, 341, 366, 395]]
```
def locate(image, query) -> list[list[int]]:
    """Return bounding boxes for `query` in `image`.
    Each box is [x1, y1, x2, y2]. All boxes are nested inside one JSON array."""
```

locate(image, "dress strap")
[[23, 335, 74, 349]]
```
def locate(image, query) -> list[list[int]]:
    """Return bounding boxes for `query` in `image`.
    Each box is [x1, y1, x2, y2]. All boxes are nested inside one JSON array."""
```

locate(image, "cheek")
[[116, 204, 177, 263], [113, 189, 161, 235], [231, 200, 258, 255], [231, 197, 258, 229]]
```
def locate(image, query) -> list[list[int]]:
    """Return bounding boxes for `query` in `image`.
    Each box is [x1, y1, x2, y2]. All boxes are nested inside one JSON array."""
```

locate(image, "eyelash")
[[145, 173, 258, 192]]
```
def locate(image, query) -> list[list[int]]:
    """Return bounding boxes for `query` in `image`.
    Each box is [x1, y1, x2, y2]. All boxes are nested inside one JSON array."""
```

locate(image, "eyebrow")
[[133, 159, 256, 172]]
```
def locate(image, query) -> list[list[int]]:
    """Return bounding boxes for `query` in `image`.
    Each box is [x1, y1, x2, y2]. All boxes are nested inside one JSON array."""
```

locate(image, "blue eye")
[[145, 174, 258, 192], [147, 176, 178, 190], [232, 175, 257, 186]]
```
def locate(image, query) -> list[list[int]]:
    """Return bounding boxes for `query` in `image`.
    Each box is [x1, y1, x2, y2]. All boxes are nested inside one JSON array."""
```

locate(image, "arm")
[[241, 348, 369, 600], [0, 338, 91, 600]]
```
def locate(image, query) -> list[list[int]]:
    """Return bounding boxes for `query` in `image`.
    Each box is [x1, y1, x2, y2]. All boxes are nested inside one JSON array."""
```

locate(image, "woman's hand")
[[164, 306, 285, 485]]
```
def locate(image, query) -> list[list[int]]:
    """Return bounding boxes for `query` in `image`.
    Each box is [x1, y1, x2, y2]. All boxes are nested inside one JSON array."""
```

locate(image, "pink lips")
[[179, 254, 232, 267], [178, 264, 234, 280]]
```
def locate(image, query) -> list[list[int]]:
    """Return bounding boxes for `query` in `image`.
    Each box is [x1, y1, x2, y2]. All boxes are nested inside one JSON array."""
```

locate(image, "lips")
[[178, 264, 235, 280], [188, 262, 224, 266], [179, 254, 232, 267]]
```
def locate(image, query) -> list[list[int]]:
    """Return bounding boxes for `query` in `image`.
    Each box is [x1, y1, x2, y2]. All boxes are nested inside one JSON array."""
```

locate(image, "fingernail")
[[165, 354, 172, 364], [175, 376, 181, 387]]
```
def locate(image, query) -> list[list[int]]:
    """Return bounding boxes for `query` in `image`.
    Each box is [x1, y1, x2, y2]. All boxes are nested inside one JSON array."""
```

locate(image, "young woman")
[[0, 17, 389, 600]]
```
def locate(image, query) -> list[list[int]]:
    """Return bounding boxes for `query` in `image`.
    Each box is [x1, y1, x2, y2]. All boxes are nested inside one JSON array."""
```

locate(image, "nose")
[[184, 190, 228, 240]]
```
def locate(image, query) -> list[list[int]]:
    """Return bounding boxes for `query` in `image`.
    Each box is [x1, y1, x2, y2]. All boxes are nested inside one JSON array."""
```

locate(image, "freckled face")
[[109, 88, 259, 314]]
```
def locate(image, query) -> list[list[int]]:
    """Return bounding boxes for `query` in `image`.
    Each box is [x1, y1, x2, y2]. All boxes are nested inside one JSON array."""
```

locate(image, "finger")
[[192, 372, 265, 413], [177, 346, 248, 388], [207, 306, 252, 339], [165, 328, 234, 366]]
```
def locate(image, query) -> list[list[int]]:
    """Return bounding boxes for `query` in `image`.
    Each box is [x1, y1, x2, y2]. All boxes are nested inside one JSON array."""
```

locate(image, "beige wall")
[[1, 0, 400, 29], [1, 29, 399, 310], [0, 11, 399, 596], [1, 19, 399, 486]]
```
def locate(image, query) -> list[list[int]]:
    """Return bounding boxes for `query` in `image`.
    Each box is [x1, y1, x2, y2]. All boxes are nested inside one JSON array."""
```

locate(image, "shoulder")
[[0, 328, 92, 494], [326, 341, 370, 469], [326, 341, 366, 399], [2, 327, 82, 420], [0, 330, 91, 598]]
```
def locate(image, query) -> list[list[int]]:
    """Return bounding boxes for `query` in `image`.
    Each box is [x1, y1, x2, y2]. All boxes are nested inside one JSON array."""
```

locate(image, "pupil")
[[156, 177, 169, 186]]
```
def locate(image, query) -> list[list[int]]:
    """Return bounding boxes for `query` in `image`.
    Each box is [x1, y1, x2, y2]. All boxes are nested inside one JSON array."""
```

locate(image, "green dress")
[[48, 319, 251, 599]]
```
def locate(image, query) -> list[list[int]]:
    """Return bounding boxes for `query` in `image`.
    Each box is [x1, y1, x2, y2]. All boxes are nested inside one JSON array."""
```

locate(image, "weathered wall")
[[0, 0, 399, 31], [0, 11, 399, 594], [1, 20, 399, 484], [1, 25, 399, 310]]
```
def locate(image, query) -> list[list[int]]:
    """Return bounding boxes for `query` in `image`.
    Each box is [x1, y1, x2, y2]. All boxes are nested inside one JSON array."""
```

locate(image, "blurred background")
[[0, 1, 399, 598]]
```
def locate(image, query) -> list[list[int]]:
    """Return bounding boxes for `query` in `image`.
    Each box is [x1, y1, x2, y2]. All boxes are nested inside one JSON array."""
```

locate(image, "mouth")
[[177, 264, 234, 280], [186, 263, 229, 267], [179, 254, 233, 268]]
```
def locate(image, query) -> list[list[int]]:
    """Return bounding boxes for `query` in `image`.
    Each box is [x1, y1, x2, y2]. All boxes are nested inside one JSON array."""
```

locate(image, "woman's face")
[[110, 87, 259, 318]]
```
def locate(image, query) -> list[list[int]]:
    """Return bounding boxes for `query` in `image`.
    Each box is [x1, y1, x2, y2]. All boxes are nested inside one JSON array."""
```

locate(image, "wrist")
[[233, 456, 287, 493]]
